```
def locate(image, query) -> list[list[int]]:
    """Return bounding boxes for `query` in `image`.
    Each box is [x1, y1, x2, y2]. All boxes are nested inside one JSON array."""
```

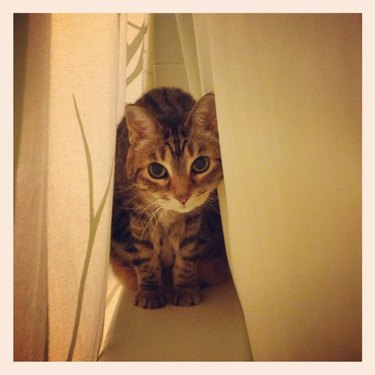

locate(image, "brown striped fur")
[[110, 87, 228, 309]]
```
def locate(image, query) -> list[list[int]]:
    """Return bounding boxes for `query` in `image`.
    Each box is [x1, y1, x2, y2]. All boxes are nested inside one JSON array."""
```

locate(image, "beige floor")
[[99, 278, 252, 361]]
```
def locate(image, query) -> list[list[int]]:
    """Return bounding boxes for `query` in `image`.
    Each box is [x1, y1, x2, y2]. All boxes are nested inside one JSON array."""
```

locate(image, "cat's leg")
[[172, 237, 203, 306], [126, 236, 165, 309], [132, 250, 166, 309], [127, 211, 166, 308]]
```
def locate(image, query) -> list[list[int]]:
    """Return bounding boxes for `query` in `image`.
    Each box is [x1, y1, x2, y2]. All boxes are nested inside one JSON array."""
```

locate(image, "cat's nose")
[[176, 194, 190, 205]]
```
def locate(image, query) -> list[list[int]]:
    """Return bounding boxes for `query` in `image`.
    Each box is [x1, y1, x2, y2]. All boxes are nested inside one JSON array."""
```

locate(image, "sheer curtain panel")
[[14, 13, 128, 361], [192, 14, 361, 361]]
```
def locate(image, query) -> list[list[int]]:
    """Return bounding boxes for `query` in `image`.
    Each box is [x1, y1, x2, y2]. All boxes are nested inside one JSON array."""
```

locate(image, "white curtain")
[[188, 14, 362, 361], [14, 13, 361, 362], [14, 13, 142, 361]]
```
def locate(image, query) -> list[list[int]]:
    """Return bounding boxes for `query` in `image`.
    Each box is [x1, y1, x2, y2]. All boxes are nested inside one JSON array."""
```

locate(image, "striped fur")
[[111, 87, 228, 309]]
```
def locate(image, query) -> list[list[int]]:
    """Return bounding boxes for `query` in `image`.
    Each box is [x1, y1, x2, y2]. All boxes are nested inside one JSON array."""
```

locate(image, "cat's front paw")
[[172, 286, 201, 307], [135, 289, 166, 309]]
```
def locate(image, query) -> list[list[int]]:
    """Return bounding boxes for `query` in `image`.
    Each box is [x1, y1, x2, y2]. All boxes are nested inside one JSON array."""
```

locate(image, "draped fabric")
[[14, 13, 148, 361], [101, 13, 153, 356], [14, 13, 361, 362], [189, 14, 361, 361]]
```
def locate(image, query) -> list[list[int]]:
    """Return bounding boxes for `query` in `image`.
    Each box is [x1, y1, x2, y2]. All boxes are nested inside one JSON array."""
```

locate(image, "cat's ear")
[[189, 93, 217, 133], [125, 104, 159, 145]]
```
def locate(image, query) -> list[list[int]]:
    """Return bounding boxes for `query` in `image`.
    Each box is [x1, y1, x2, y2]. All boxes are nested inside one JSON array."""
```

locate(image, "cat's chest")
[[153, 210, 186, 265]]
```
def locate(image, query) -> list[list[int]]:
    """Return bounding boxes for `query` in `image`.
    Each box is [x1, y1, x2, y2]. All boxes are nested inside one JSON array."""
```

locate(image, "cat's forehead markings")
[[181, 140, 188, 155], [149, 151, 157, 161], [159, 146, 188, 176], [187, 142, 195, 157], [171, 126, 182, 157], [164, 138, 185, 161], [158, 145, 167, 161], [164, 141, 174, 158]]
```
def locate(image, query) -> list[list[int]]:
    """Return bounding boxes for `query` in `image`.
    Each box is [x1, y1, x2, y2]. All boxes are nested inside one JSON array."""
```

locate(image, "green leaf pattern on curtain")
[[67, 95, 114, 361], [126, 18, 148, 88], [66, 15, 149, 361]]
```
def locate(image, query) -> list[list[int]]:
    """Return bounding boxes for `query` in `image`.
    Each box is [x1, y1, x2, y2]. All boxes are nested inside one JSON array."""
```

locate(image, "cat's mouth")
[[157, 192, 210, 213]]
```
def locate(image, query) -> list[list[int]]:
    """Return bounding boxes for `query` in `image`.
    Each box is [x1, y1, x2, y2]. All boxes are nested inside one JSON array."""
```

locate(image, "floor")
[[99, 277, 252, 361]]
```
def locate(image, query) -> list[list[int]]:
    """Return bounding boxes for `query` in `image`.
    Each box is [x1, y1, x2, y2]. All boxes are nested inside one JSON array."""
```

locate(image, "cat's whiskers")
[[116, 191, 143, 211], [118, 197, 153, 212], [140, 204, 163, 239], [114, 184, 136, 195], [202, 195, 220, 215], [151, 210, 162, 241], [133, 200, 160, 221]]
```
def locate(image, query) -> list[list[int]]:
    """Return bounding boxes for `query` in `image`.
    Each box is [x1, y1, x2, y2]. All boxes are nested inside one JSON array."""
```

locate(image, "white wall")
[[153, 14, 190, 93]]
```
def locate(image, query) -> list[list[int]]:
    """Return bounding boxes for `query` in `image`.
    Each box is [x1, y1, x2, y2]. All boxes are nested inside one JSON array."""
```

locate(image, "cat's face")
[[125, 93, 223, 213]]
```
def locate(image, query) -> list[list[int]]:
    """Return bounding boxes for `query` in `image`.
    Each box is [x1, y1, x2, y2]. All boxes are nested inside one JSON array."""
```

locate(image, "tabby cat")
[[110, 87, 228, 309]]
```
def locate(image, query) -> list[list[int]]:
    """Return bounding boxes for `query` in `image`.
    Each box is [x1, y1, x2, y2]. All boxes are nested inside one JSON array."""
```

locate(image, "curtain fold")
[[14, 14, 50, 361], [192, 13, 361, 361], [175, 14, 202, 99], [100, 13, 153, 357]]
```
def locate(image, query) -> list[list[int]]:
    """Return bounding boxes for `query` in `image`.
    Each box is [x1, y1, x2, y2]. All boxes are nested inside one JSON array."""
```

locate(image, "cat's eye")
[[148, 163, 168, 179], [191, 156, 210, 174]]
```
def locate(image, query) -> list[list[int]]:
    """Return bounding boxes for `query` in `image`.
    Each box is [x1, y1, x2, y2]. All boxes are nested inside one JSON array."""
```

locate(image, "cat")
[[110, 87, 228, 309]]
